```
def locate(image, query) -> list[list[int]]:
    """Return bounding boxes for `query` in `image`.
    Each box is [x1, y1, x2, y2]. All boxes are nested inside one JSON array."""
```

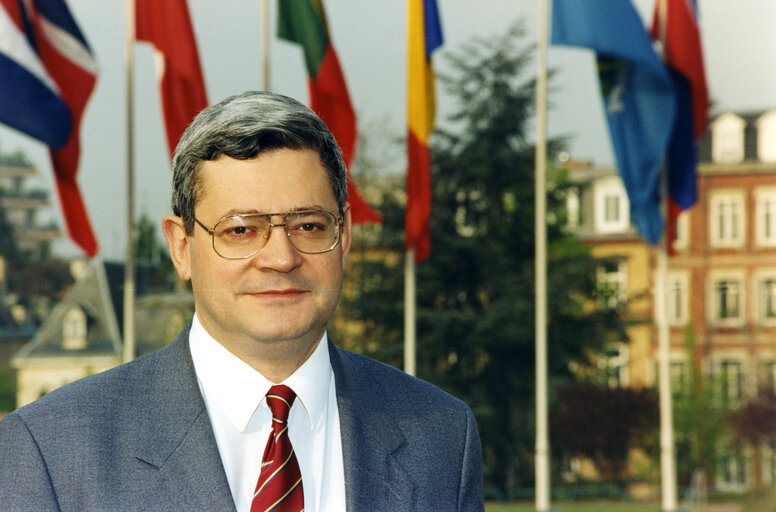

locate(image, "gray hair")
[[171, 91, 348, 234]]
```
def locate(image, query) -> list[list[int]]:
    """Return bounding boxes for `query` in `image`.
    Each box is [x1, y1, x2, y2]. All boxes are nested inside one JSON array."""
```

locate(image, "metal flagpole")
[[262, 0, 270, 91], [655, 1, 679, 509], [123, 0, 136, 363], [404, 250, 417, 376], [534, 0, 550, 510]]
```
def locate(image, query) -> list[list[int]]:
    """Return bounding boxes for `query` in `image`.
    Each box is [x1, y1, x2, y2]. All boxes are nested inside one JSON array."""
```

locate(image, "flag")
[[0, 0, 99, 257], [406, 0, 442, 263], [651, 0, 708, 249], [278, 0, 381, 224], [136, 0, 208, 157], [552, 0, 677, 245]]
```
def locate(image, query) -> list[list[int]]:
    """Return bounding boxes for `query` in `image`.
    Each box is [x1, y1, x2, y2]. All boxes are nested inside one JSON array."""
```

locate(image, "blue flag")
[[552, 0, 676, 244]]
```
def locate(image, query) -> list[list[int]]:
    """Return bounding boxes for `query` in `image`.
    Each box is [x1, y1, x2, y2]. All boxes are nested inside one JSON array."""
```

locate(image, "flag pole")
[[123, 0, 136, 363], [655, 1, 679, 510], [261, 0, 270, 91], [404, 249, 417, 376], [534, 0, 550, 510]]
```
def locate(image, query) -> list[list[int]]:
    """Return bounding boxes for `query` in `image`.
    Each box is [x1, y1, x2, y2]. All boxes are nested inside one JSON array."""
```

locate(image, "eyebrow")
[[219, 205, 331, 217]]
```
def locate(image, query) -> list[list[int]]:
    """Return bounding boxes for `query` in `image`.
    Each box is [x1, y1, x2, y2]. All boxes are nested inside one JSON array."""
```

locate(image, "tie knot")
[[266, 385, 296, 423]]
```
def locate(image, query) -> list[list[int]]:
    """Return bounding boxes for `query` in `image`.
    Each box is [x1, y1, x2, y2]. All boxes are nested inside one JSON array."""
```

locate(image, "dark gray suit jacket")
[[0, 324, 483, 511]]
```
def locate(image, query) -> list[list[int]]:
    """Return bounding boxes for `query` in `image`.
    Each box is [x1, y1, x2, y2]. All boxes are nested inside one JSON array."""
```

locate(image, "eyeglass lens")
[[212, 210, 339, 257]]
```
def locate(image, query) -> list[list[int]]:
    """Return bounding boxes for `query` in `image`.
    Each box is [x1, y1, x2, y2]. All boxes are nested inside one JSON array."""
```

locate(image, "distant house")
[[11, 260, 121, 407], [11, 259, 194, 408]]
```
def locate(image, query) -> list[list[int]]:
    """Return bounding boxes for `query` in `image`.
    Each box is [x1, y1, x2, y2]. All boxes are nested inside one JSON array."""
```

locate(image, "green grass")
[[485, 501, 662, 512]]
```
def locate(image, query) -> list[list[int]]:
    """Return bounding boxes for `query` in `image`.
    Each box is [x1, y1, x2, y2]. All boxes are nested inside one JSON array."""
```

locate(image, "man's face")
[[164, 148, 351, 356]]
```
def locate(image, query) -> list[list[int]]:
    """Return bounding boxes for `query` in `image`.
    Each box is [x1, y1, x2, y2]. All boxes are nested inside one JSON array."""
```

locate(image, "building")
[[0, 152, 62, 258], [564, 109, 776, 492]]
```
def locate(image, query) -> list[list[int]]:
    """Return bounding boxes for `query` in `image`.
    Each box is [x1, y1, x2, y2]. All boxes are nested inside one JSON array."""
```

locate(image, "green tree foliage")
[[337, 22, 626, 494], [550, 381, 658, 481], [134, 213, 178, 292], [671, 325, 727, 487]]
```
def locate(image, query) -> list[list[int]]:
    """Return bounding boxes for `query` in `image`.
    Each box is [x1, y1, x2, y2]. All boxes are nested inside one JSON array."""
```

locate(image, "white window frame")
[[709, 190, 746, 249], [757, 110, 776, 162], [756, 270, 776, 326], [599, 343, 629, 388], [593, 177, 630, 234], [716, 359, 745, 407], [711, 113, 746, 164], [717, 442, 748, 492], [755, 187, 776, 247], [671, 210, 690, 252], [597, 260, 627, 308], [62, 306, 87, 350], [708, 270, 746, 327], [666, 271, 690, 327]]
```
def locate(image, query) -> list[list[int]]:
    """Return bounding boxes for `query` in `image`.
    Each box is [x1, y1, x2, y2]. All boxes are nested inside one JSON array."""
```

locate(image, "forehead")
[[196, 149, 336, 216]]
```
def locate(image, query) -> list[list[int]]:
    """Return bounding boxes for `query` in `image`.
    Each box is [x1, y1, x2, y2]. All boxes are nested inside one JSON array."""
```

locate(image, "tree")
[[550, 381, 658, 481], [336, 22, 626, 494]]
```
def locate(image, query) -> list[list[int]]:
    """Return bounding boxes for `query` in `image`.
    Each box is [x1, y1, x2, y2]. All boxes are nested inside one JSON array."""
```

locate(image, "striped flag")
[[278, 0, 381, 224], [0, 0, 99, 257], [136, 0, 208, 157], [651, 0, 709, 250], [406, 0, 442, 263]]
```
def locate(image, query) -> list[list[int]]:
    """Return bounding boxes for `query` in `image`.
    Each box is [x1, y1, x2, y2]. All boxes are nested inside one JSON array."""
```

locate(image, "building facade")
[[565, 109, 776, 491]]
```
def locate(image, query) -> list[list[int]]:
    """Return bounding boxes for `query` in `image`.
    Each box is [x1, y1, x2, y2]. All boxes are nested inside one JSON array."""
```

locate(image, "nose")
[[251, 221, 302, 272]]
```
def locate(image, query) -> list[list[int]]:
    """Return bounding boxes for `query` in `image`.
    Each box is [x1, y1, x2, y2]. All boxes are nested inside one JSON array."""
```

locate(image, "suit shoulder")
[[8, 338, 184, 426], [334, 347, 472, 415]]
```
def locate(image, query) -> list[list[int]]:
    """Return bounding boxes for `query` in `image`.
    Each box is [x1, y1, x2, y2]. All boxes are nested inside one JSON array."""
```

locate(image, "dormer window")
[[62, 306, 87, 350], [711, 113, 745, 164], [594, 177, 629, 234], [757, 111, 776, 162]]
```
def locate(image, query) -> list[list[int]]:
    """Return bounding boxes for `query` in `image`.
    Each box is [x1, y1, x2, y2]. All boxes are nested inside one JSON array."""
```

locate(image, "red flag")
[[136, 0, 208, 157], [0, 0, 99, 257], [652, 0, 708, 253], [278, 0, 381, 224]]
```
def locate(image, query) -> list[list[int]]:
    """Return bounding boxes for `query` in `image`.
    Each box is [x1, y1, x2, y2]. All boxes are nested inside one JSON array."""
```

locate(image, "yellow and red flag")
[[406, 0, 442, 263]]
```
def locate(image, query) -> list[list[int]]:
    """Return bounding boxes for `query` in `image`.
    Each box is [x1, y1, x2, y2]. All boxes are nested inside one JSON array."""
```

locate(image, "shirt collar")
[[189, 314, 331, 433]]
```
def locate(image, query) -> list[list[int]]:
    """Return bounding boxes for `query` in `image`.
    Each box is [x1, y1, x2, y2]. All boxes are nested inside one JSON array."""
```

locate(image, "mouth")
[[244, 288, 308, 298]]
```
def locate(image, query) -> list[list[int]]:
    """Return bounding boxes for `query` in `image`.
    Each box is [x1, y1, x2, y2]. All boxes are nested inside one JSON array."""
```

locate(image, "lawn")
[[485, 501, 662, 512]]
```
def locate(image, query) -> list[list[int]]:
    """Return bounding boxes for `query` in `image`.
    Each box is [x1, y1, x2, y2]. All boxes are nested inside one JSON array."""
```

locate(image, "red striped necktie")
[[250, 385, 304, 512]]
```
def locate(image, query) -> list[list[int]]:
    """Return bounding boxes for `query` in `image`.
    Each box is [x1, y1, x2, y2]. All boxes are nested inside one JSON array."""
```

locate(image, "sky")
[[1, 0, 775, 261]]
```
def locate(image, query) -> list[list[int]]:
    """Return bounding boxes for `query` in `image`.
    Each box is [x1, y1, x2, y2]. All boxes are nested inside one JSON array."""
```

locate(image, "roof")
[[13, 260, 122, 360]]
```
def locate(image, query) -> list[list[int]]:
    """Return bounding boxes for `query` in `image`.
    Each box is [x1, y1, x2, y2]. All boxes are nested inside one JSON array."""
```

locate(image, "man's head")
[[170, 91, 348, 234], [162, 91, 353, 379]]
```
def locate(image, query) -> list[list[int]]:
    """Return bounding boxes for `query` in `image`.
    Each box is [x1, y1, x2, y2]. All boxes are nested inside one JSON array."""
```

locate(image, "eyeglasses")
[[194, 209, 344, 259]]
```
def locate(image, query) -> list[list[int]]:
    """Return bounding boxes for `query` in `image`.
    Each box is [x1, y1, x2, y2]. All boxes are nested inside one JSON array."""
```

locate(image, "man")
[[0, 91, 483, 511]]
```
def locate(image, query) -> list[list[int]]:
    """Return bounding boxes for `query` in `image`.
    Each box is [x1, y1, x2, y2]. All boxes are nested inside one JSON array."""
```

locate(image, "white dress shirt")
[[189, 314, 346, 512]]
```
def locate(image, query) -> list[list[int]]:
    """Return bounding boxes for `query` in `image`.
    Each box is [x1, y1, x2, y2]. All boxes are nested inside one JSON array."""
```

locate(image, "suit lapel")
[[329, 342, 415, 511], [132, 326, 237, 512]]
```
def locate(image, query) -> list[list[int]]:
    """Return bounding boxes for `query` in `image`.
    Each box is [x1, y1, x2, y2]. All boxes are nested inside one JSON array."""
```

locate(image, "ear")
[[162, 215, 192, 281], [340, 203, 352, 264]]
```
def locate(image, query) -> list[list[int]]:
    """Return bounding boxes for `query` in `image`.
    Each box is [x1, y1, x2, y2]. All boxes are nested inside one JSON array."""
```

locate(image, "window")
[[717, 360, 744, 406], [670, 361, 688, 397], [599, 344, 628, 388], [597, 260, 627, 308], [765, 362, 776, 394], [62, 306, 87, 350], [718, 443, 747, 490], [758, 274, 776, 325], [755, 188, 776, 247], [671, 210, 690, 252], [710, 191, 746, 248], [757, 111, 776, 162], [710, 276, 744, 326], [711, 113, 745, 164], [666, 271, 689, 326], [594, 178, 629, 233]]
